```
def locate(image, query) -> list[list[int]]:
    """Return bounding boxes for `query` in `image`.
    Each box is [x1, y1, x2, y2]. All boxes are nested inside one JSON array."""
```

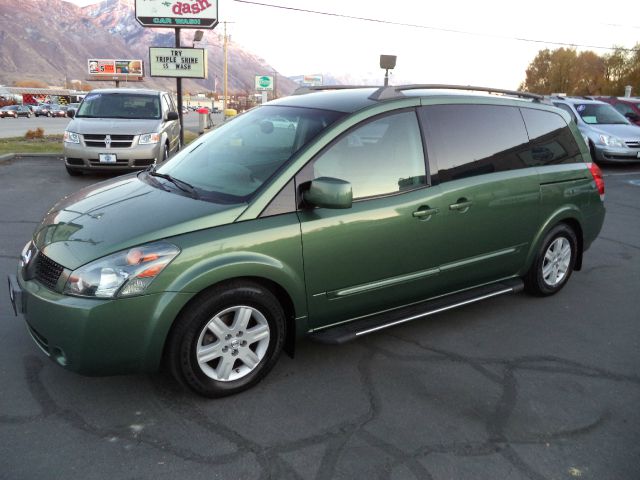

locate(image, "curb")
[[0, 152, 62, 162]]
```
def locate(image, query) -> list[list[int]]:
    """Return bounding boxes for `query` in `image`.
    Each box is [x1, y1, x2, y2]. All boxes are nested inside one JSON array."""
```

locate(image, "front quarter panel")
[[149, 212, 307, 329]]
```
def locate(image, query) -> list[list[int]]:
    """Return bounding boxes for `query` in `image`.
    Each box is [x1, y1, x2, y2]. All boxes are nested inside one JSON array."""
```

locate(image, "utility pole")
[[223, 21, 228, 112], [273, 69, 277, 99], [222, 21, 236, 112]]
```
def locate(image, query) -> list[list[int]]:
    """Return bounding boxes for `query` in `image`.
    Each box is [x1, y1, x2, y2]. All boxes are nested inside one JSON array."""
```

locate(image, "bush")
[[25, 128, 45, 139]]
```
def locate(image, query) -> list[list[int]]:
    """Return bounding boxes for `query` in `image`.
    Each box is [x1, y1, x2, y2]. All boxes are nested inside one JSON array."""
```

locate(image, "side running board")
[[309, 278, 524, 344]]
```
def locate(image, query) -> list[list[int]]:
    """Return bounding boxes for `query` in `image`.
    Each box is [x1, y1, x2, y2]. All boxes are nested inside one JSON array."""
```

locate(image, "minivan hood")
[[33, 174, 246, 270], [582, 123, 640, 142], [68, 117, 162, 135]]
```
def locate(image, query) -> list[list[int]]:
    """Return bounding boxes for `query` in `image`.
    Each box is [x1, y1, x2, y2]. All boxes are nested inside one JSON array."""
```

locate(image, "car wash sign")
[[135, 0, 218, 28], [149, 48, 208, 78]]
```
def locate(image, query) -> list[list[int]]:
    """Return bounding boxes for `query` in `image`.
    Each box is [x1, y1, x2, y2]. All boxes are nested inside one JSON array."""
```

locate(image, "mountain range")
[[0, 0, 298, 94]]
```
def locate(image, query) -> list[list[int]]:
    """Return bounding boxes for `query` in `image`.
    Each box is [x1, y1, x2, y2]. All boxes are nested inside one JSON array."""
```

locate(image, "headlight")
[[63, 131, 80, 144], [63, 241, 180, 298], [598, 134, 626, 148], [139, 133, 161, 145], [20, 240, 35, 268]]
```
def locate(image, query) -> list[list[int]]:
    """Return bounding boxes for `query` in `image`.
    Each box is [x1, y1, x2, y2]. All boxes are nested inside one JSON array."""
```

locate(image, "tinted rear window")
[[520, 108, 582, 166], [420, 104, 529, 183]]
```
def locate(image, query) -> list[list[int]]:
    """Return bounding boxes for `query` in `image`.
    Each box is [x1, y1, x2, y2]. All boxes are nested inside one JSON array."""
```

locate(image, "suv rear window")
[[76, 92, 161, 120]]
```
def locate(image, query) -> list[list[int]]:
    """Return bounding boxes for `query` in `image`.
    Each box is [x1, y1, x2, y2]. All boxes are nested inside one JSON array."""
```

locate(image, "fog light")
[[51, 347, 68, 367]]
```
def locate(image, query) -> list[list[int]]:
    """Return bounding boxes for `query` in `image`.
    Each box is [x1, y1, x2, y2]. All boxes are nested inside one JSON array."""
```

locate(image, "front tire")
[[65, 166, 82, 176], [166, 281, 285, 397], [162, 143, 169, 163], [525, 223, 577, 296]]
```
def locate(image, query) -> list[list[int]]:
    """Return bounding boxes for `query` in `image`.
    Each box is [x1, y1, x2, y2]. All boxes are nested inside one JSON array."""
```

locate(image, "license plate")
[[99, 153, 117, 164], [637, 152, 640, 158], [7, 274, 21, 316]]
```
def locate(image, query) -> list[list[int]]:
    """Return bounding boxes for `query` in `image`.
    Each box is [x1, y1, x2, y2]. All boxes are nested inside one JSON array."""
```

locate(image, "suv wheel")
[[525, 223, 577, 296], [162, 143, 169, 163], [166, 281, 285, 397]]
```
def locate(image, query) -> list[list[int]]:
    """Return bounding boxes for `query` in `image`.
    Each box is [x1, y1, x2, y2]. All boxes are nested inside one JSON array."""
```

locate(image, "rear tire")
[[166, 281, 285, 397], [525, 223, 577, 296]]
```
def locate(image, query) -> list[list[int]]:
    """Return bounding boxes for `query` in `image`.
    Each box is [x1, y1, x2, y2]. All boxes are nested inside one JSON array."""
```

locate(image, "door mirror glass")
[[303, 177, 352, 209]]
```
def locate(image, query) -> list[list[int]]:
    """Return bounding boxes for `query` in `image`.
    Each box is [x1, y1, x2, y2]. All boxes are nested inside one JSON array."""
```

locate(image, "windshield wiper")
[[149, 168, 199, 199], [141, 169, 170, 192]]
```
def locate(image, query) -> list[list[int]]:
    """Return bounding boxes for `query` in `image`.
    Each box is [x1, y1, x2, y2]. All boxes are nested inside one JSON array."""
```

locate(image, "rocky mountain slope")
[[0, 0, 297, 94]]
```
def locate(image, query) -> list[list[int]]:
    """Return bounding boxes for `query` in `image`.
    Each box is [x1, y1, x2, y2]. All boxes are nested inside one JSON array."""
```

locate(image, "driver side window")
[[303, 110, 427, 200]]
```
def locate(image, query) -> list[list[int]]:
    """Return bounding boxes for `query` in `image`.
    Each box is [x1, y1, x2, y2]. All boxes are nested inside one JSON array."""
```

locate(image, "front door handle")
[[449, 200, 473, 212], [412, 207, 439, 219]]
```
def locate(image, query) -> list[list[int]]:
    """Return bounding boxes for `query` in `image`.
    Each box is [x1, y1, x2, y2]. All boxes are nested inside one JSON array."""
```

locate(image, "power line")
[[233, 0, 640, 52]]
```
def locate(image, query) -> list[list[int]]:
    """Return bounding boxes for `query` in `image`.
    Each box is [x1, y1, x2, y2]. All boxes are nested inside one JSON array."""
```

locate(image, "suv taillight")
[[587, 163, 605, 201]]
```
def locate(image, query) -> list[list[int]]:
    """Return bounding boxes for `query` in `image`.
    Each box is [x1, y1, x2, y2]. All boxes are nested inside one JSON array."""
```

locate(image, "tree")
[[521, 45, 640, 96]]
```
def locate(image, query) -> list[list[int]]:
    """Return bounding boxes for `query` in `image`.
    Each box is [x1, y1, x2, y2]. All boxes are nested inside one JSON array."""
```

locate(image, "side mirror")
[[166, 111, 179, 121], [303, 177, 353, 209], [66, 109, 75, 118], [624, 112, 639, 121]]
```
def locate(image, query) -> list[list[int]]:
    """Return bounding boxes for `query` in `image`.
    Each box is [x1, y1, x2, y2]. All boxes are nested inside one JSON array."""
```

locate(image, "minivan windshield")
[[153, 105, 344, 203], [575, 103, 629, 125], [75, 92, 161, 119]]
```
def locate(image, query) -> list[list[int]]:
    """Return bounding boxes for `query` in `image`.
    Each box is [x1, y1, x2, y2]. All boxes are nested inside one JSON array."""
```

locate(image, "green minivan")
[[8, 85, 606, 397]]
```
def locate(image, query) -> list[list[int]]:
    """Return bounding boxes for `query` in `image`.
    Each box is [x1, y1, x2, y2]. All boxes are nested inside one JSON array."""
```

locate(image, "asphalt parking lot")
[[1, 156, 639, 480]]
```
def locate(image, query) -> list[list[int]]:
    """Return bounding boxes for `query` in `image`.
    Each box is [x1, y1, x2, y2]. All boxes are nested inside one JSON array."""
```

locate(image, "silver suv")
[[551, 96, 640, 163], [64, 88, 181, 175]]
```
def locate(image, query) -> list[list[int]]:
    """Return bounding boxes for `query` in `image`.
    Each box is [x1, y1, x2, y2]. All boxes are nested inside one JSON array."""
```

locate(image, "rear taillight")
[[587, 162, 605, 201]]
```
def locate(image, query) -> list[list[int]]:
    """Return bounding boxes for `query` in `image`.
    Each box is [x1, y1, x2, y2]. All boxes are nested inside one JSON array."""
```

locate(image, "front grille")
[[35, 253, 64, 290], [83, 134, 134, 148], [625, 141, 640, 149]]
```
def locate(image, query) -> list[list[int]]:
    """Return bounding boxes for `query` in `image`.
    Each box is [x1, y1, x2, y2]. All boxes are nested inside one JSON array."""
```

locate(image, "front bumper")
[[64, 140, 162, 171], [593, 145, 640, 163], [10, 268, 192, 376]]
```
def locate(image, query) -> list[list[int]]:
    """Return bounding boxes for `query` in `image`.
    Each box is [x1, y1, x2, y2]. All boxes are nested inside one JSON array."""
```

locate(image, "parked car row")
[[551, 96, 640, 163], [0, 105, 33, 118], [0, 103, 77, 118]]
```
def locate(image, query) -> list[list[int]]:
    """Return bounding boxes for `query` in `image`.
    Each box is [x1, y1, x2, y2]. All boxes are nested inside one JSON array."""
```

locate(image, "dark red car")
[[596, 97, 640, 126]]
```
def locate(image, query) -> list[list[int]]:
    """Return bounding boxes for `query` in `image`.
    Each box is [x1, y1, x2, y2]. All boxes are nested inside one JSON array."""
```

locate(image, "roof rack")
[[293, 85, 381, 96], [292, 83, 548, 104], [369, 84, 546, 102]]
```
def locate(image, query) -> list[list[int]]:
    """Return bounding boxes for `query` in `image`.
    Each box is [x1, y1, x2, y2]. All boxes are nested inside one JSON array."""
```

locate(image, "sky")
[[68, 0, 639, 89]]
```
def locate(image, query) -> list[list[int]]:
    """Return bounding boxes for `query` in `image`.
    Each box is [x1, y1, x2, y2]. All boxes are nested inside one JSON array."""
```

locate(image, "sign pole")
[[175, 27, 184, 147]]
